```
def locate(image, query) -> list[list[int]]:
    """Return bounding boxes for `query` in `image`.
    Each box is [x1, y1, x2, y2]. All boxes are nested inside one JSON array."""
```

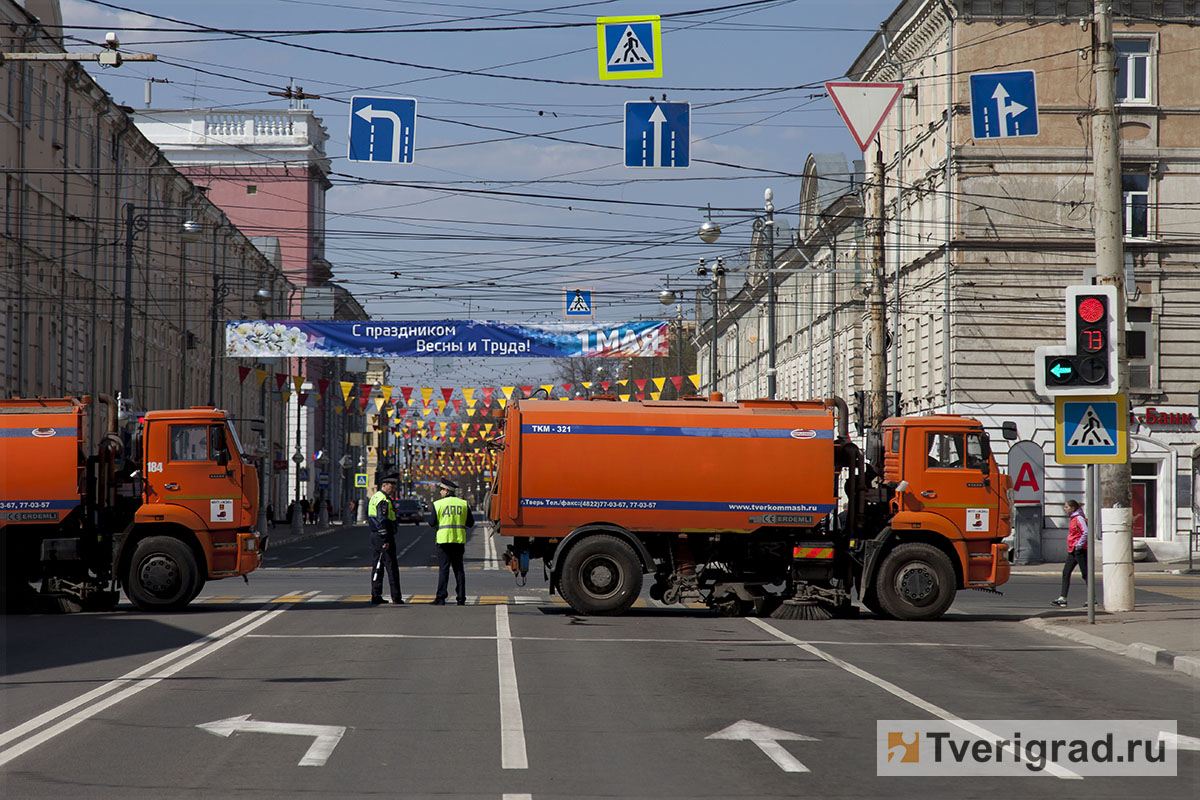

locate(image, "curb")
[[1022, 617, 1198, 680]]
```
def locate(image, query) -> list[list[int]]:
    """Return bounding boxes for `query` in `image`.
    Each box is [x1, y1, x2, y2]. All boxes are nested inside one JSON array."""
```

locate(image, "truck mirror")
[[217, 448, 230, 467], [1001, 421, 1018, 440]]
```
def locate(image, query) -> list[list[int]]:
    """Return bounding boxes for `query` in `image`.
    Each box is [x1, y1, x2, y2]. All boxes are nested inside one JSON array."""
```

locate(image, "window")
[[170, 425, 210, 461], [1115, 38, 1153, 105], [926, 433, 963, 469], [1123, 172, 1149, 238], [964, 433, 988, 472], [246, 184, 257, 194]]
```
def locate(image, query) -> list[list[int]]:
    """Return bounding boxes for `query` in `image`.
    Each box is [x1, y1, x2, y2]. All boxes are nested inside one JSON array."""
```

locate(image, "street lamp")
[[697, 203, 722, 244], [658, 285, 686, 389], [121, 204, 202, 402], [762, 187, 778, 400], [692, 257, 726, 395], [291, 445, 304, 534], [210, 277, 272, 407]]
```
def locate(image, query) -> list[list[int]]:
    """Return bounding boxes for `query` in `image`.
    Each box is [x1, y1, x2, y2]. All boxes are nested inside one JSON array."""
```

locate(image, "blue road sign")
[[348, 95, 416, 164], [625, 102, 689, 168], [565, 288, 593, 317], [1055, 394, 1128, 464], [597, 16, 661, 80], [355, 473, 369, 488], [970, 70, 1038, 139]]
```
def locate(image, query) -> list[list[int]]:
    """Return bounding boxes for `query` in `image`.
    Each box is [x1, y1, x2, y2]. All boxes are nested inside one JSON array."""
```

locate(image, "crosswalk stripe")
[[191, 591, 714, 610]]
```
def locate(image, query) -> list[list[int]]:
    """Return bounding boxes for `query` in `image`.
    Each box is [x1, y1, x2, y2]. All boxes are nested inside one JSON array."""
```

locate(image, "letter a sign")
[[825, 82, 904, 152], [1007, 441, 1044, 506]]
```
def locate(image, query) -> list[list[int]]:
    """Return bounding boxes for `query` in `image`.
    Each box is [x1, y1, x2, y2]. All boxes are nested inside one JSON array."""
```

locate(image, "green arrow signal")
[[1050, 362, 1073, 378]]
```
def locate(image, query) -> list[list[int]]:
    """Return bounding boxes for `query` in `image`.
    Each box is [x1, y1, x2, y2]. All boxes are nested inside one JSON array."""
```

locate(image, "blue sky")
[[63, 0, 898, 387]]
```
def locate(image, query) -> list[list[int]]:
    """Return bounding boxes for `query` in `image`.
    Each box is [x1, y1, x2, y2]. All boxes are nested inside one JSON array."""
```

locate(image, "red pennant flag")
[[521, 386, 533, 398], [453, 399, 462, 414], [670, 376, 684, 391], [298, 393, 309, 406], [401, 386, 413, 403], [636, 393, 645, 401], [317, 378, 330, 396], [482, 387, 494, 405], [600, 381, 611, 392], [634, 379, 647, 393], [561, 383, 573, 394], [275, 373, 289, 391], [441, 388, 454, 403], [360, 383, 373, 401], [238, 366, 251, 384]]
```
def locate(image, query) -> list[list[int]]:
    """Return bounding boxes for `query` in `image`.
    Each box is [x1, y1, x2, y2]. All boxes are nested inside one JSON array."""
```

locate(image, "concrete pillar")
[[1102, 506, 1134, 612]]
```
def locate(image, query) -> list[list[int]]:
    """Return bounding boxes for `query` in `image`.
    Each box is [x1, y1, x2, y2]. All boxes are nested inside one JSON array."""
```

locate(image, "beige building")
[[1, 0, 290, 467], [701, 0, 1199, 559]]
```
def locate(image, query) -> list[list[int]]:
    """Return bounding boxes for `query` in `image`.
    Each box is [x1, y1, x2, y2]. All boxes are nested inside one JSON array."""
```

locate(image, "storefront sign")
[[1130, 408, 1196, 428]]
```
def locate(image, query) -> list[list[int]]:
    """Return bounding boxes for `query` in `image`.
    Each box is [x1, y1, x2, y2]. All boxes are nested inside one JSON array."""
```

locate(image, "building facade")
[[701, 0, 1200, 560]]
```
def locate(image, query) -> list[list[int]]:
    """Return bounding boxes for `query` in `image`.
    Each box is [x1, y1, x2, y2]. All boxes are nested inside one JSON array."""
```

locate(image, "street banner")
[[226, 320, 670, 359]]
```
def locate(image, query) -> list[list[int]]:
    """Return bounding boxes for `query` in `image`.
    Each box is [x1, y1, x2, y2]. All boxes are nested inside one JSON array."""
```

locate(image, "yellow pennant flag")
[[540, 384, 554, 396], [437, 399, 447, 414], [374, 397, 384, 412], [617, 379, 628, 387], [619, 394, 630, 402], [501, 386, 515, 400], [581, 382, 592, 389], [652, 377, 666, 392], [422, 406, 434, 417], [381, 385, 394, 403], [650, 392, 661, 401], [498, 397, 508, 409], [484, 424, 494, 434], [340, 381, 354, 403], [421, 387, 434, 406], [291, 375, 305, 394], [688, 374, 701, 389], [255, 368, 269, 387], [281, 391, 291, 403], [559, 396, 570, 401], [463, 387, 475, 405], [439, 422, 447, 435]]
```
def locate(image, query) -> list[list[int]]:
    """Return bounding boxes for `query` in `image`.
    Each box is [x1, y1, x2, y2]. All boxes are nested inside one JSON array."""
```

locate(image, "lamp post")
[[290, 445, 304, 535], [657, 289, 686, 395], [674, 257, 724, 396], [763, 188, 777, 400], [121, 204, 201, 401]]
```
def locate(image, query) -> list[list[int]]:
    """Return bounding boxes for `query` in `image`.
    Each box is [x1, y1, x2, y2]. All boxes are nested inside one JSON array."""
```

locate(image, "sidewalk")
[[1017, 560, 1200, 679], [1010, 560, 1200, 577]]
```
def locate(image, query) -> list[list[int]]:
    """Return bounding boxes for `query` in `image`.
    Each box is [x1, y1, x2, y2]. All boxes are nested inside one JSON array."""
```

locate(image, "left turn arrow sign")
[[197, 714, 346, 767]]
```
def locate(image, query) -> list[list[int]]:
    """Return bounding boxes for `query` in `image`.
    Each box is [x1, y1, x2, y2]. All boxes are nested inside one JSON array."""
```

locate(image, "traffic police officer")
[[368, 474, 403, 605], [431, 478, 473, 605]]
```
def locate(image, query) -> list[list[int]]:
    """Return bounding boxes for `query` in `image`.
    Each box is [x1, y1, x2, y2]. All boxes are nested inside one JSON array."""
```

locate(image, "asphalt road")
[[3, 524, 1197, 798]]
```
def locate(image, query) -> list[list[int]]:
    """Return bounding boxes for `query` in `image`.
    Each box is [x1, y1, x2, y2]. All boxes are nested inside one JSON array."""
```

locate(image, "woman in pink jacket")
[[1052, 499, 1089, 607]]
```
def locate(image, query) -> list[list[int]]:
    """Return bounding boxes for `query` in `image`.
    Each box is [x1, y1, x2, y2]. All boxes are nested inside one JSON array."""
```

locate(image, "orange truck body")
[[489, 397, 1010, 619], [0, 397, 263, 611]]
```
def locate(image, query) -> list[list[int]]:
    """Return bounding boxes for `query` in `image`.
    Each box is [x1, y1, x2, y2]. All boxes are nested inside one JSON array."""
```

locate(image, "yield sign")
[[825, 82, 904, 152]]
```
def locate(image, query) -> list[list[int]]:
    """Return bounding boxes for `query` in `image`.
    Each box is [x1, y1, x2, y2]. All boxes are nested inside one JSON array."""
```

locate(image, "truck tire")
[[124, 537, 199, 611], [558, 534, 643, 616], [874, 543, 956, 621]]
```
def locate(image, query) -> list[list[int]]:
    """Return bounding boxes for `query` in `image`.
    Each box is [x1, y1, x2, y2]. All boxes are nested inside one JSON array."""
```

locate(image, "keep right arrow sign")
[[825, 82, 904, 152]]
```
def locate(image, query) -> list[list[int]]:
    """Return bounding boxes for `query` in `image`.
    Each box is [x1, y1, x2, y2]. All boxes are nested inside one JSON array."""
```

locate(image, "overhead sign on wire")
[[225, 320, 670, 359], [824, 82, 904, 152]]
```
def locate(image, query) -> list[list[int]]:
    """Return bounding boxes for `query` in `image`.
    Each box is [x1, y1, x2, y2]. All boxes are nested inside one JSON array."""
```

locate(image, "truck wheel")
[[558, 535, 642, 616], [124, 537, 199, 611], [875, 543, 956, 621]]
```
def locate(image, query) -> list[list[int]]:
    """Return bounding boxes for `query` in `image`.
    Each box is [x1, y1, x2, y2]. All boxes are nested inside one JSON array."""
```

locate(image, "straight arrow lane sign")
[[706, 720, 818, 773], [197, 715, 346, 767], [648, 105, 666, 167]]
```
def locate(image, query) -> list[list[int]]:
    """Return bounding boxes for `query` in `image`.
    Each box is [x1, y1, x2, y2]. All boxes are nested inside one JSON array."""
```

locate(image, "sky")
[[59, 0, 899, 389]]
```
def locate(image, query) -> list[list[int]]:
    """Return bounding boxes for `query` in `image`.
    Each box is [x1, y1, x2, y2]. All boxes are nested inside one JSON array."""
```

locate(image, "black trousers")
[[371, 532, 401, 600], [435, 542, 466, 603], [1061, 548, 1088, 597]]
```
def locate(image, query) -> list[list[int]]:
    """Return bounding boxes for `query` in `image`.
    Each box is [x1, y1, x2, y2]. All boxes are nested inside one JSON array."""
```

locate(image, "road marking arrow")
[[647, 105, 667, 167], [706, 719, 817, 773], [1160, 731, 1200, 752], [354, 104, 403, 162], [197, 714, 346, 767]]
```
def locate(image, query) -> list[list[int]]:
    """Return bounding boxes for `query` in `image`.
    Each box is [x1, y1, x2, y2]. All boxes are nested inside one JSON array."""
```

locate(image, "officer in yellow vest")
[[430, 478, 474, 605], [368, 474, 402, 605]]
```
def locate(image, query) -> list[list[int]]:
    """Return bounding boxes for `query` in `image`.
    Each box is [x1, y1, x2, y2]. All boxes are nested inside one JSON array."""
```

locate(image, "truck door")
[[912, 430, 999, 538], [154, 422, 241, 532]]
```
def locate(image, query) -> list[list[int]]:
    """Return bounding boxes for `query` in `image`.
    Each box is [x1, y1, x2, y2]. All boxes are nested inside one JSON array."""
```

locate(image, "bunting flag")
[[401, 386, 414, 403], [292, 375, 306, 394], [238, 366, 251, 384], [562, 383, 573, 394], [652, 377, 666, 392], [600, 381, 611, 391], [437, 399, 447, 414], [382, 385, 393, 403], [441, 387, 454, 403], [452, 399, 462, 414], [359, 393, 371, 411], [341, 381, 354, 404], [650, 392, 662, 401], [581, 382, 592, 389], [634, 379, 647, 393], [688, 374, 700, 388], [540, 384, 554, 396], [670, 376, 683, 391], [374, 397, 385, 412], [255, 368, 269, 387], [501, 387, 515, 400], [521, 386, 533, 398], [619, 394, 630, 402], [298, 392, 309, 406], [317, 378, 330, 396], [281, 390, 291, 403], [482, 387, 494, 405], [498, 397, 508, 409], [421, 387, 434, 406], [275, 373, 289, 391], [463, 387, 475, 405]]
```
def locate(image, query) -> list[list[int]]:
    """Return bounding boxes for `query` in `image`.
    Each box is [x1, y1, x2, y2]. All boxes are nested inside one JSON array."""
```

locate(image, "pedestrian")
[[1052, 499, 1089, 607], [431, 478, 473, 605], [368, 474, 403, 605], [300, 497, 310, 525], [266, 502, 275, 529]]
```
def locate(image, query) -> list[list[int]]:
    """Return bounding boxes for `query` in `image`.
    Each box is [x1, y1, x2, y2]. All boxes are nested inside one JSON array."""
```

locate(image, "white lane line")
[[748, 618, 1082, 780], [495, 605, 528, 769], [395, 535, 423, 561], [0, 607, 273, 749], [279, 547, 339, 568], [484, 529, 499, 570], [0, 605, 290, 767], [503, 795, 533, 800]]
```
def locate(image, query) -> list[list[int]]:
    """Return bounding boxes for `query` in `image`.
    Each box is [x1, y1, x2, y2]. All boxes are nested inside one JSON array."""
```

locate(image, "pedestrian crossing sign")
[[355, 473, 369, 488], [1055, 394, 1127, 464], [597, 16, 662, 80], [564, 287, 593, 318]]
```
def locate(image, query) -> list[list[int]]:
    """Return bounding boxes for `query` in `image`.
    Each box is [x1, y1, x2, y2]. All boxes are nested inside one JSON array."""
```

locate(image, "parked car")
[[392, 497, 424, 524]]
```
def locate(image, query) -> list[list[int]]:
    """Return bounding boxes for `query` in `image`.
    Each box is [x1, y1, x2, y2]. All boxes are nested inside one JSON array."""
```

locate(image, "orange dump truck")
[[489, 395, 1010, 620], [0, 396, 264, 612]]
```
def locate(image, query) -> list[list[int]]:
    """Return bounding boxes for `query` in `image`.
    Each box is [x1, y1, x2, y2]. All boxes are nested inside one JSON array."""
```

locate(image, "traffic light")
[[1035, 285, 1119, 396]]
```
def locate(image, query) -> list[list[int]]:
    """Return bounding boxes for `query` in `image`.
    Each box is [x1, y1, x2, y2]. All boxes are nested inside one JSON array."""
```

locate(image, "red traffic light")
[[1077, 296, 1105, 323]]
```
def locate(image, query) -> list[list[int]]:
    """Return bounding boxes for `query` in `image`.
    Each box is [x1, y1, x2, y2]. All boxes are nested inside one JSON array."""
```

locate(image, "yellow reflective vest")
[[368, 490, 396, 535], [433, 496, 469, 544]]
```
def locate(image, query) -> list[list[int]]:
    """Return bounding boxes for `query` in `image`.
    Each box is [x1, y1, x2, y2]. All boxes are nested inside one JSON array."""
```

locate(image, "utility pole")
[[1092, 0, 1133, 612], [869, 141, 889, 428], [764, 188, 777, 400]]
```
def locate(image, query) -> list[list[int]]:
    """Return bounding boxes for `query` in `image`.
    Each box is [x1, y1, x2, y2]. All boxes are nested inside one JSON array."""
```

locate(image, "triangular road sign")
[[608, 25, 651, 66], [1067, 405, 1115, 447], [825, 82, 904, 152]]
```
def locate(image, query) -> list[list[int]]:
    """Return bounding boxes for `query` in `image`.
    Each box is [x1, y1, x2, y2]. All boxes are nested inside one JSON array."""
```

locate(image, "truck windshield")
[[225, 421, 245, 457]]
